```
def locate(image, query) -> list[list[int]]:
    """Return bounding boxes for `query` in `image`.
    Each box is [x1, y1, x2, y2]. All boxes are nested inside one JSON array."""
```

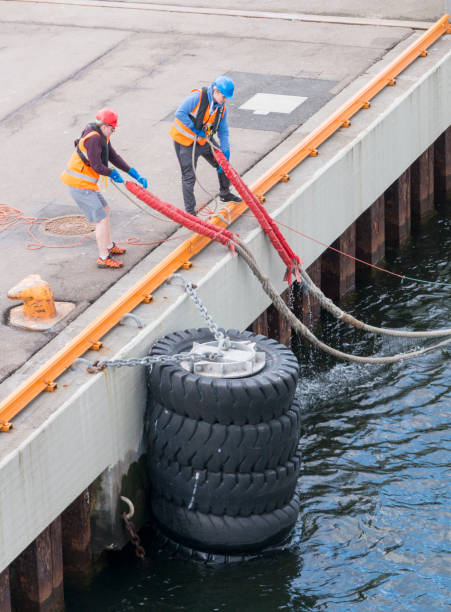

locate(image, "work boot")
[[108, 241, 127, 255], [97, 255, 124, 269], [220, 192, 243, 203]]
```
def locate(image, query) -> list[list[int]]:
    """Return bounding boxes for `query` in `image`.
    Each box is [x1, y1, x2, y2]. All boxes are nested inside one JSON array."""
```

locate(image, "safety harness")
[[74, 123, 109, 167], [189, 87, 224, 136]]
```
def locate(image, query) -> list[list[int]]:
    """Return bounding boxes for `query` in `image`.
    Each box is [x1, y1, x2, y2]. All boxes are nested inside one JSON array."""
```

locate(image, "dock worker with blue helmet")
[[169, 76, 242, 216]]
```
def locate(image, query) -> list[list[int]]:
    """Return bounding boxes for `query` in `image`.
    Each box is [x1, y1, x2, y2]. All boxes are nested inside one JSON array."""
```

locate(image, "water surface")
[[66, 208, 450, 611]]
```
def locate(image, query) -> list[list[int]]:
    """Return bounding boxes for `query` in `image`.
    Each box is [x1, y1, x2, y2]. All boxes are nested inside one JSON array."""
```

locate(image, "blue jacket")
[[174, 85, 230, 151]]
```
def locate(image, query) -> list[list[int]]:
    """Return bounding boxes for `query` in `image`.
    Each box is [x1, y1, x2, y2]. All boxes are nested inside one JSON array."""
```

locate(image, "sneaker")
[[220, 192, 243, 203], [97, 256, 123, 269], [108, 242, 126, 255]]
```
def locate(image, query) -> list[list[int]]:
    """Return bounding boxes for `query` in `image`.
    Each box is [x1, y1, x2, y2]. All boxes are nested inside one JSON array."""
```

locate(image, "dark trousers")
[[173, 140, 230, 214]]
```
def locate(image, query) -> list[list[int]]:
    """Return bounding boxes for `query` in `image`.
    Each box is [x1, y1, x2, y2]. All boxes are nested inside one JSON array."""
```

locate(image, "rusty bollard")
[[8, 274, 75, 331]]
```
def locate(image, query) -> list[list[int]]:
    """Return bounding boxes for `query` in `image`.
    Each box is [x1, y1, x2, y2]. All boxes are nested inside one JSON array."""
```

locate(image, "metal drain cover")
[[45, 215, 95, 236]]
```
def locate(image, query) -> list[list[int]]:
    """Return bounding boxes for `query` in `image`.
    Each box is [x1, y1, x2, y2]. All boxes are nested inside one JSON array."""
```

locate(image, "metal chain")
[[169, 273, 231, 349], [122, 513, 146, 560], [89, 275, 229, 372], [93, 350, 221, 372]]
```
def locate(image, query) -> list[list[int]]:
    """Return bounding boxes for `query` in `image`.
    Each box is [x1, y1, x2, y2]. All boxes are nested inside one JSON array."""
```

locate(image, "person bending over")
[[61, 108, 148, 269], [170, 76, 242, 216]]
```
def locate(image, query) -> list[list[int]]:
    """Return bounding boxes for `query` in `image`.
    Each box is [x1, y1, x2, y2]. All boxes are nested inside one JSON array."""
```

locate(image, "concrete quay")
[[0, 0, 442, 382], [0, 2, 450, 609]]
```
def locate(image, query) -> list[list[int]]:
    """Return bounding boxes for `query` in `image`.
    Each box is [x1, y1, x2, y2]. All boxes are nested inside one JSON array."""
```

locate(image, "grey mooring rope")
[[299, 267, 451, 339], [234, 242, 451, 364]]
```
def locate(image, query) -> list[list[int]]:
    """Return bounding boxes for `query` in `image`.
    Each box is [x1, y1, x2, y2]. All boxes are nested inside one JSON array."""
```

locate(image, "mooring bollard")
[[7, 274, 75, 331]]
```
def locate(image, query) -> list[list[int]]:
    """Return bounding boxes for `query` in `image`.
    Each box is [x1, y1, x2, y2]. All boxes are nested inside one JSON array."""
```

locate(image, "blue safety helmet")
[[213, 76, 235, 99]]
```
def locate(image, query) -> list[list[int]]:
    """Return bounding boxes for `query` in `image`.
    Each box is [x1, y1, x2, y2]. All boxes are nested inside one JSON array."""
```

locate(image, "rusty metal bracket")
[[120, 313, 143, 328]]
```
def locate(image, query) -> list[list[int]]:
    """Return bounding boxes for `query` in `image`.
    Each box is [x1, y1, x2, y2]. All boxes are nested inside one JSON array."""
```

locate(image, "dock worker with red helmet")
[[170, 76, 242, 216], [60, 108, 148, 269]]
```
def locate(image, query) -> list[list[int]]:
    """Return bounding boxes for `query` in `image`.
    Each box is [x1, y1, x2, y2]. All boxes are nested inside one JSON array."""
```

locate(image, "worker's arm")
[[84, 134, 111, 175], [175, 91, 201, 132], [217, 107, 230, 155], [84, 135, 130, 175], [108, 144, 131, 173]]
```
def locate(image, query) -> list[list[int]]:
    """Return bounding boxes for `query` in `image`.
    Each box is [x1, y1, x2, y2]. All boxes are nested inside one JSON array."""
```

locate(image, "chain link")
[[94, 350, 221, 372], [170, 273, 231, 350], [122, 513, 146, 560], [89, 274, 228, 371]]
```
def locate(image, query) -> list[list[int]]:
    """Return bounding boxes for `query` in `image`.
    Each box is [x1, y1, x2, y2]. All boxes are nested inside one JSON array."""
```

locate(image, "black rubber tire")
[[151, 493, 300, 554], [152, 524, 292, 564], [148, 328, 299, 425], [148, 451, 301, 517], [147, 397, 301, 473]]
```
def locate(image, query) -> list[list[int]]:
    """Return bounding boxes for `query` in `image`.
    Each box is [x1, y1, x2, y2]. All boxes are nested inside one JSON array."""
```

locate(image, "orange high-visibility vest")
[[169, 89, 224, 146], [60, 131, 108, 191]]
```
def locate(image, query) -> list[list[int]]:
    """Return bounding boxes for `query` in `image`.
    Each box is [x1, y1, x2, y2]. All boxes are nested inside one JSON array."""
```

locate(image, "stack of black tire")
[[146, 328, 301, 558]]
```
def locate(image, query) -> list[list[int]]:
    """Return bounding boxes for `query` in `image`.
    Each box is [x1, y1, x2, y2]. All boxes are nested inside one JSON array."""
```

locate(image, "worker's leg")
[[174, 141, 197, 215], [199, 143, 232, 197], [68, 187, 110, 257], [95, 206, 111, 259]]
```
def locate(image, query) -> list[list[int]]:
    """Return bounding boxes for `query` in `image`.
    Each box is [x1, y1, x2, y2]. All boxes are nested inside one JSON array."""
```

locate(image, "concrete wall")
[[0, 37, 450, 573]]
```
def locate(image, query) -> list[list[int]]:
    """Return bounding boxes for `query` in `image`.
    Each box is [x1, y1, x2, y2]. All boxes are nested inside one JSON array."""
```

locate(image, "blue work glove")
[[217, 148, 229, 173], [129, 167, 148, 189], [109, 168, 124, 183], [194, 128, 206, 139]]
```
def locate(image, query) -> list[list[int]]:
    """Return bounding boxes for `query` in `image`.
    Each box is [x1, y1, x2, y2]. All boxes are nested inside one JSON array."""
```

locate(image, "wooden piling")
[[0, 568, 12, 612], [385, 168, 411, 248], [251, 309, 268, 337], [301, 259, 322, 326], [321, 223, 356, 302], [356, 195, 385, 282], [434, 127, 451, 203], [411, 145, 435, 222], [9, 517, 64, 612], [61, 489, 93, 586], [267, 288, 292, 346]]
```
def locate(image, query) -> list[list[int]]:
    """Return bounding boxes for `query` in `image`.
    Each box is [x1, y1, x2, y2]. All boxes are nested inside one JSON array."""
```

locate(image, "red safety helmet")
[[96, 108, 118, 128]]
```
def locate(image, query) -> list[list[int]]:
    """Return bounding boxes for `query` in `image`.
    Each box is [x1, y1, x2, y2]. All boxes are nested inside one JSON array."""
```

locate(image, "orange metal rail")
[[0, 15, 449, 431], [251, 14, 451, 200]]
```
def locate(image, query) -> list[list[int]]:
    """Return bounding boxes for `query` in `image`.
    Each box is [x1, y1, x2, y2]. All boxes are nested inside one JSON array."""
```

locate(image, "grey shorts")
[[68, 187, 108, 223]]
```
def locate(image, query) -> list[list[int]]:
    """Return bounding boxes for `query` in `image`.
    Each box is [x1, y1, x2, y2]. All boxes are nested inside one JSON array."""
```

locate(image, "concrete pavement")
[[0, 1, 447, 383]]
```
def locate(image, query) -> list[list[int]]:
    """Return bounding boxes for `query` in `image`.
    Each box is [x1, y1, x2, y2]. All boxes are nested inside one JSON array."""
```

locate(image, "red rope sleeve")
[[213, 151, 302, 283], [126, 182, 236, 252]]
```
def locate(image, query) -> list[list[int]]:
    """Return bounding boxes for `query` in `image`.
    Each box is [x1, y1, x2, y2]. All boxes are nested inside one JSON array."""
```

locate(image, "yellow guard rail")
[[1, 15, 449, 431]]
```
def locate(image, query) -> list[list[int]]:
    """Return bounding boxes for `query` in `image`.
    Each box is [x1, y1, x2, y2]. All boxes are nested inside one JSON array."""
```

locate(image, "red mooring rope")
[[213, 150, 302, 284], [125, 182, 237, 253]]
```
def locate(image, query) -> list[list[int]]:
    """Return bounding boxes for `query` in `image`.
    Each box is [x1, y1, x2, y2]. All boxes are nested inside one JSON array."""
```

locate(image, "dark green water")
[[66, 208, 450, 611]]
